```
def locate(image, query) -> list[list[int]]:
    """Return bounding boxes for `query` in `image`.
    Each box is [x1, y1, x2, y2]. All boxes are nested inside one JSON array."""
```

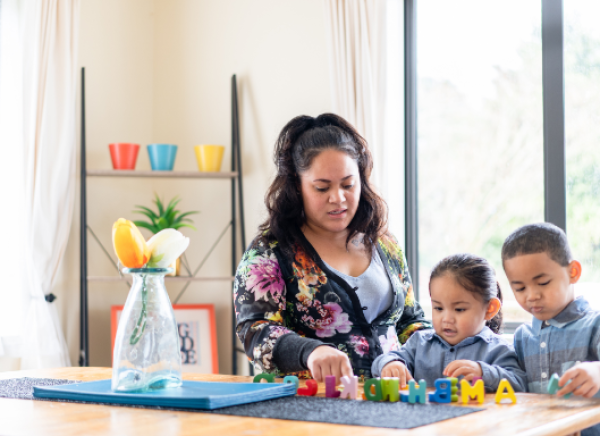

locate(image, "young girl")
[[371, 253, 527, 392]]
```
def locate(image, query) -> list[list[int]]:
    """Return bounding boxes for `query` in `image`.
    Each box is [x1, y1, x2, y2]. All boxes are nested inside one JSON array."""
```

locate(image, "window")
[[565, 1, 600, 308], [415, 0, 542, 322]]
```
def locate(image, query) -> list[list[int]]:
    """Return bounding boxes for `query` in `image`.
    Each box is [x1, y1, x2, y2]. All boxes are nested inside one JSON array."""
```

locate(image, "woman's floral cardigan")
[[234, 233, 431, 379]]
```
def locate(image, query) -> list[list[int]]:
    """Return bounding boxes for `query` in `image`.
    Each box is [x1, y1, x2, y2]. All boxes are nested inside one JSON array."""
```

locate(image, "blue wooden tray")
[[33, 379, 296, 410]]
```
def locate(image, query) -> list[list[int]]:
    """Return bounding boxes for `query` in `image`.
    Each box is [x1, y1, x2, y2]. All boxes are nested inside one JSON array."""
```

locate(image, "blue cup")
[[147, 144, 177, 171]]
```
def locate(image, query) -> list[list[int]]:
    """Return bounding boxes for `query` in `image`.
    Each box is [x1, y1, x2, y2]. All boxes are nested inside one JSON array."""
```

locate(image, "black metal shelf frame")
[[79, 70, 247, 374]]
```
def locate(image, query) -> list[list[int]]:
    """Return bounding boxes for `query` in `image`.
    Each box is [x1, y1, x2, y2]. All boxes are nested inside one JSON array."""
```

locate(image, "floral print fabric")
[[234, 235, 431, 379]]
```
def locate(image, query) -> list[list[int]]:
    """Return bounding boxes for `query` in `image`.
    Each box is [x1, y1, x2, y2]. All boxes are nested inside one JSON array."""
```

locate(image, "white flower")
[[146, 228, 190, 268]]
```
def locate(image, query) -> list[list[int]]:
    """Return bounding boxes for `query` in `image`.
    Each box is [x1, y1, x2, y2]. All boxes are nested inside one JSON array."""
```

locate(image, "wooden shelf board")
[[86, 170, 238, 179], [88, 276, 234, 282]]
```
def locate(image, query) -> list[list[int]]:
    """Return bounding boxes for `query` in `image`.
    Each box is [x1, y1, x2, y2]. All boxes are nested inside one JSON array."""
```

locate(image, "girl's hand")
[[443, 360, 483, 381], [307, 345, 353, 384], [381, 361, 413, 388], [558, 362, 600, 398]]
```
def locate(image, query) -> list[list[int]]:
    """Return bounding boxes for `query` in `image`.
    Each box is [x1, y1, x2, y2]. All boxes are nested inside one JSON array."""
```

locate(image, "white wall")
[[55, 0, 332, 373]]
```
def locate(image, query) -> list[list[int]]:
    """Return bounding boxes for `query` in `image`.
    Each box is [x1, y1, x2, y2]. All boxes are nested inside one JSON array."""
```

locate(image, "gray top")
[[371, 327, 527, 392], [514, 297, 600, 397], [323, 250, 393, 323]]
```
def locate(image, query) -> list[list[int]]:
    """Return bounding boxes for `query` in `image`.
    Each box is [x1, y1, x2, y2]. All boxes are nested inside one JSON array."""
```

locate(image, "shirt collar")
[[531, 296, 590, 335], [426, 326, 495, 348]]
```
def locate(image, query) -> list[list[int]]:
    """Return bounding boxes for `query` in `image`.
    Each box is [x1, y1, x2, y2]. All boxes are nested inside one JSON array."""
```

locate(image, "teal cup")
[[147, 144, 177, 171]]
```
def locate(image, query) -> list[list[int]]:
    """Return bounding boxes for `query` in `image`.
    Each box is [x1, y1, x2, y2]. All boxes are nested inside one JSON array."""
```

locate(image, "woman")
[[234, 113, 431, 382]]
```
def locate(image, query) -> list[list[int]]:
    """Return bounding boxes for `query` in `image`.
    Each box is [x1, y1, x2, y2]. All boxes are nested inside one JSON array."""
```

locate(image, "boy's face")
[[504, 252, 581, 321]]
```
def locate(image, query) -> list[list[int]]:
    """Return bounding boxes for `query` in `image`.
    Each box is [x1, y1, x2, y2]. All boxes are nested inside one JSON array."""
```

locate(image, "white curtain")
[[0, 0, 80, 369], [324, 0, 405, 237], [324, 0, 388, 187]]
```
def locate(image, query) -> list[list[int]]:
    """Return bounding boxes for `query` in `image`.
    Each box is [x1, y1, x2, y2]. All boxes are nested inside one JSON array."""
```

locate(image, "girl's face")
[[429, 274, 497, 345], [299, 149, 361, 236]]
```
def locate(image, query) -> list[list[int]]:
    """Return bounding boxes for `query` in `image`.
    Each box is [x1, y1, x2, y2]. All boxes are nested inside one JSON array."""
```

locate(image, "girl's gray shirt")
[[371, 326, 527, 392]]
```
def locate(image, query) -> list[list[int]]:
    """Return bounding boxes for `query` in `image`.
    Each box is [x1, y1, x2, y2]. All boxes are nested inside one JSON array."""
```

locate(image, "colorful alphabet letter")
[[449, 377, 459, 402], [428, 378, 455, 403], [408, 379, 427, 404], [283, 376, 299, 392], [340, 375, 358, 400], [381, 378, 400, 402], [325, 375, 341, 398], [547, 373, 572, 399], [364, 378, 383, 401], [460, 379, 484, 405], [495, 378, 517, 404], [253, 373, 275, 383], [547, 373, 560, 394], [297, 379, 318, 396]]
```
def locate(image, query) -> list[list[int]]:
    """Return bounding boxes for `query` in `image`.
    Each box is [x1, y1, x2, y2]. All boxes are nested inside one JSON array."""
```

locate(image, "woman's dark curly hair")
[[429, 253, 504, 334], [257, 113, 390, 257]]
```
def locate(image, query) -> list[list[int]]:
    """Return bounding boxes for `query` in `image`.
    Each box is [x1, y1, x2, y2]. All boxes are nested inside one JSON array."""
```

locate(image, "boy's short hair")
[[501, 222, 572, 267]]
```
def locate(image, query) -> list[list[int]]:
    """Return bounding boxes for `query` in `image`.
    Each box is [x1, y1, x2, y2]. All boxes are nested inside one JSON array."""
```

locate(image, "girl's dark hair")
[[258, 113, 389, 256], [429, 253, 504, 334]]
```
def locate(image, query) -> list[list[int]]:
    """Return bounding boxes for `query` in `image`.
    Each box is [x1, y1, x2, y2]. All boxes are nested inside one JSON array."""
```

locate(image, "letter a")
[[495, 379, 517, 404]]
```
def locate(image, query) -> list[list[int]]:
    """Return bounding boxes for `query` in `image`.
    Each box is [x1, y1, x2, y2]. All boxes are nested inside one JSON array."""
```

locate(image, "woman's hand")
[[307, 345, 353, 384], [381, 361, 413, 388], [443, 360, 482, 381]]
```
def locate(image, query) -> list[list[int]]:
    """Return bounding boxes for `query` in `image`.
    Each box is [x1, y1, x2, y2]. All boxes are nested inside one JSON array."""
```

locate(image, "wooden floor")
[[0, 367, 599, 436]]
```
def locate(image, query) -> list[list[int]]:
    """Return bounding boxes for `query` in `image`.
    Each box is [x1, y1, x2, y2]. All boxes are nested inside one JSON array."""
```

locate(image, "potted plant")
[[133, 195, 198, 276]]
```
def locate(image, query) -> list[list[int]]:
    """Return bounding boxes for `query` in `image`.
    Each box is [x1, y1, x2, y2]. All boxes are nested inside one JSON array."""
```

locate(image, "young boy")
[[502, 223, 600, 415]]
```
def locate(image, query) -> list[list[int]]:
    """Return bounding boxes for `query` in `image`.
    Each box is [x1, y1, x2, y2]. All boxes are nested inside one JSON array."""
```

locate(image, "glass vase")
[[112, 267, 182, 392]]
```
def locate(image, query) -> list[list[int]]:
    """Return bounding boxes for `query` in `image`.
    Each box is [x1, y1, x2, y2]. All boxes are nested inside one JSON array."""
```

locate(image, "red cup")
[[109, 143, 140, 170]]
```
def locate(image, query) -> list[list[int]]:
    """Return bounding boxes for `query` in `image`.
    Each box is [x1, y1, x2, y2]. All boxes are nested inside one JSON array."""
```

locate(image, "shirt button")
[[542, 372, 548, 379], [449, 348, 455, 352], [541, 342, 547, 348], [544, 321, 550, 326]]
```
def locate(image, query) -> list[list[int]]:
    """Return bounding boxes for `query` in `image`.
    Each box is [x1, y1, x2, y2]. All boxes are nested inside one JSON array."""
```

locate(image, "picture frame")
[[111, 304, 219, 374]]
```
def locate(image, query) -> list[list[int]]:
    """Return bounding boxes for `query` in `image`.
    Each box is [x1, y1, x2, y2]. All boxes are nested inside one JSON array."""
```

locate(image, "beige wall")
[[54, 0, 331, 373]]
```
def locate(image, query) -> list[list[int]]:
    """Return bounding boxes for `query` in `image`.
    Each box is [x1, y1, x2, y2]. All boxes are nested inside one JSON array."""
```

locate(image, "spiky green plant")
[[133, 195, 199, 234]]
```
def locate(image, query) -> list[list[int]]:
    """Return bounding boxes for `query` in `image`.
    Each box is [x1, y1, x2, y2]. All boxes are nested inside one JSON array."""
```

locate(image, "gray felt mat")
[[0, 377, 483, 429]]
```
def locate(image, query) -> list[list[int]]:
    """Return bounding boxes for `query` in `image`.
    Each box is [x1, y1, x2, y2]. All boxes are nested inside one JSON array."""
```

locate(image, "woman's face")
[[299, 148, 361, 235]]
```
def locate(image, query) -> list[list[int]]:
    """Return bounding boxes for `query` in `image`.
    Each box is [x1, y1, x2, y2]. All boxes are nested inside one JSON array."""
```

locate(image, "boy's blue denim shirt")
[[371, 326, 527, 392], [514, 296, 600, 436]]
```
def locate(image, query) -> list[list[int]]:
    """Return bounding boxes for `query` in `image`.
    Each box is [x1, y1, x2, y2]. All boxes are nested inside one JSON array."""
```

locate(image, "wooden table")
[[1, 368, 600, 436]]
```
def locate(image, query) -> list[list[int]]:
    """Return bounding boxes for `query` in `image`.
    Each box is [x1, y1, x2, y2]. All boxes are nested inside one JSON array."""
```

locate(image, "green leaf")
[[166, 208, 178, 225], [133, 205, 159, 220], [132, 209, 158, 225], [171, 211, 199, 225], [133, 221, 159, 233], [163, 198, 181, 222], [147, 252, 165, 267], [154, 194, 165, 216], [157, 217, 169, 230]]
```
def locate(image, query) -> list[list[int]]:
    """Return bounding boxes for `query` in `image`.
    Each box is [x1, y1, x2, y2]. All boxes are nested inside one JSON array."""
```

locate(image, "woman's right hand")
[[381, 361, 413, 388], [307, 345, 353, 384]]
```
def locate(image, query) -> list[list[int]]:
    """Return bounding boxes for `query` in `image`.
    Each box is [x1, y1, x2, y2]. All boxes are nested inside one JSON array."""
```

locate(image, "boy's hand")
[[381, 361, 413, 388], [443, 360, 483, 381], [558, 362, 600, 398]]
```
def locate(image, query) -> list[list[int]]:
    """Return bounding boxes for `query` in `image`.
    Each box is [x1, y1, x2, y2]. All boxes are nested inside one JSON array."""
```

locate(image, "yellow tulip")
[[112, 218, 150, 268]]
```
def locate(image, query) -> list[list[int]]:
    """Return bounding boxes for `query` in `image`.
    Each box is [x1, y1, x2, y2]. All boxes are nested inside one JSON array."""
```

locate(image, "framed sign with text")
[[111, 304, 218, 374]]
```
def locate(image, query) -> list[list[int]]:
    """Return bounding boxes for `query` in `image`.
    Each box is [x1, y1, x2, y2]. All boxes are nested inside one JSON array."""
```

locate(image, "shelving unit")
[[79, 69, 247, 375]]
